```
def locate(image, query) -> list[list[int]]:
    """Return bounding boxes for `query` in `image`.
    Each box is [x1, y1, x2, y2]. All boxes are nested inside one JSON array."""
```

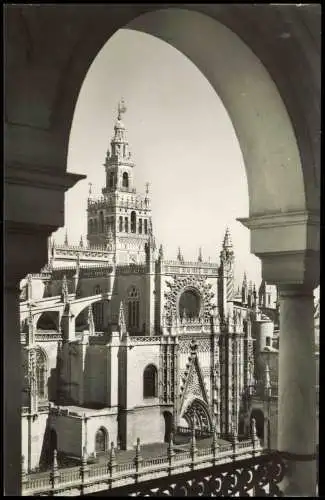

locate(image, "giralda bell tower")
[[87, 100, 153, 264]]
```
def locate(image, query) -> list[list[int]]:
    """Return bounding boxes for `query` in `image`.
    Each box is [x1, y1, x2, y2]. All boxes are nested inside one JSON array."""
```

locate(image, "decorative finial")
[[198, 247, 203, 262], [61, 275, 69, 303], [79, 235, 84, 248], [82, 446, 88, 466], [159, 244, 164, 260], [135, 437, 141, 456], [64, 230, 68, 247], [251, 418, 257, 439], [118, 301, 127, 336], [117, 98, 127, 120], [88, 182, 92, 197], [88, 305, 95, 335], [243, 272, 247, 286], [52, 449, 58, 471], [109, 441, 116, 465], [145, 182, 150, 195], [265, 363, 271, 389]]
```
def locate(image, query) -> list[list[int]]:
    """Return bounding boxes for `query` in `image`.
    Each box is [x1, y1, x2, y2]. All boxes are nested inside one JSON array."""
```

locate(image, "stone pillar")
[[4, 157, 84, 495], [239, 210, 319, 497], [61, 308, 76, 341], [277, 284, 317, 497], [4, 278, 22, 495]]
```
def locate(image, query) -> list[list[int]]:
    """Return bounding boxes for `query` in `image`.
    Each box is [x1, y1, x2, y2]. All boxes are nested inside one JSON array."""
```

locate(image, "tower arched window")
[[111, 217, 115, 232], [93, 285, 104, 330], [122, 172, 129, 188], [125, 217, 129, 233], [131, 211, 136, 233], [89, 220, 94, 234], [139, 219, 143, 234], [36, 348, 48, 400], [143, 364, 158, 398], [94, 219, 98, 233], [144, 219, 148, 235], [119, 216, 123, 232], [127, 286, 140, 331], [109, 172, 115, 189], [99, 212, 104, 233]]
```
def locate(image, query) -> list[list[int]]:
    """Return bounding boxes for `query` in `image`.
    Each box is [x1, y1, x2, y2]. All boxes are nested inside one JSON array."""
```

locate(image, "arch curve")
[[46, 6, 319, 218], [182, 398, 212, 434]]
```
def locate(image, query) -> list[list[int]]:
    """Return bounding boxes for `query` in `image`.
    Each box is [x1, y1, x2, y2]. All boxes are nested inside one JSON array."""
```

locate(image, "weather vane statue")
[[118, 98, 127, 120]]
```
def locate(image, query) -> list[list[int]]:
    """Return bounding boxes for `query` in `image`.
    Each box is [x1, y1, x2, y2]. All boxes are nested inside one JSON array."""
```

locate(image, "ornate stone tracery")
[[164, 275, 215, 324]]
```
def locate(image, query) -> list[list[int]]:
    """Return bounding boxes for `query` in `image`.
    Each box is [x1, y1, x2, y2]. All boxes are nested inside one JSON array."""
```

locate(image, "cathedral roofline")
[[162, 259, 219, 268]]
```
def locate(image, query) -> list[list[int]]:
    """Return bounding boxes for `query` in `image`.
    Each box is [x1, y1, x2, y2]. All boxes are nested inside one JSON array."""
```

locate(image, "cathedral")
[[20, 101, 279, 473]]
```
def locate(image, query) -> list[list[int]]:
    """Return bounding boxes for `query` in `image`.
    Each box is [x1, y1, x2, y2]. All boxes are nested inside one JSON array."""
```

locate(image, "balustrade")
[[22, 434, 283, 496]]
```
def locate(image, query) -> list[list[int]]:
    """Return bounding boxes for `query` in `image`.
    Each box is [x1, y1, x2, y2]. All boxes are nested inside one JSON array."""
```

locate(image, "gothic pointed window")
[[89, 219, 93, 234], [119, 216, 123, 232], [144, 219, 148, 235], [139, 219, 142, 234], [36, 348, 47, 400], [122, 172, 129, 188], [127, 286, 140, 331], [109, 172, 115, 189], [131, 211, 136, 233], [125, 217, 129, 233], [143, 364, 158, 398], [94, 219, 98, 234]]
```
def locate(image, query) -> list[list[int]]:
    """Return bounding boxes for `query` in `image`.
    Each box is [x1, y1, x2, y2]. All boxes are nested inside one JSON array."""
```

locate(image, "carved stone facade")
[[20, 104, 280, 472]]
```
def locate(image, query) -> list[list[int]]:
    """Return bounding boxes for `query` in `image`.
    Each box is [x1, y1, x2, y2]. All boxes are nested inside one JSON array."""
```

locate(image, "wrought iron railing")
[[21, 437, 287, 497]]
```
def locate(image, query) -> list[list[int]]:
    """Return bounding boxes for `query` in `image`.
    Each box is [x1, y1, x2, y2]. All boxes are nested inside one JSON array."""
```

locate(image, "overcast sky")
[[53, 28, 262, 288]]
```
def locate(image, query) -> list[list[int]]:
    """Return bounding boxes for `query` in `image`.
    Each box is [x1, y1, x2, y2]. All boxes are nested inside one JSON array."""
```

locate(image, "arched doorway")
[[95, 427, 108, 454], [163, 412, 173, 443], [250, 409, 264, 441], [183, 399, 212, 435]]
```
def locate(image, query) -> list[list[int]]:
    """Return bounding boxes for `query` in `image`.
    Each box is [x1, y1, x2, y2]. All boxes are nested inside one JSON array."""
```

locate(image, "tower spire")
[[223, 227, 232, 249]]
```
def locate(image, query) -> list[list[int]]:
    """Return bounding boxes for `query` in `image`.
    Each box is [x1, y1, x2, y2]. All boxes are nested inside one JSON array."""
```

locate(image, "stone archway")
[[4, 5, 320, 496], [183, 399, 212, 436]]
